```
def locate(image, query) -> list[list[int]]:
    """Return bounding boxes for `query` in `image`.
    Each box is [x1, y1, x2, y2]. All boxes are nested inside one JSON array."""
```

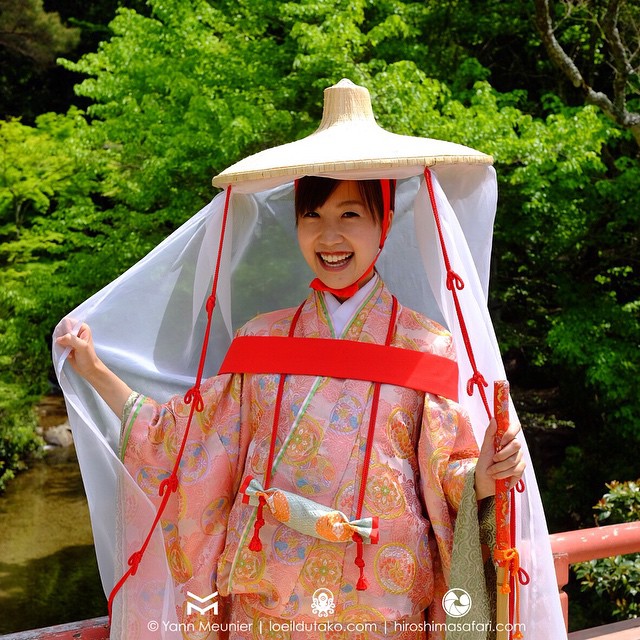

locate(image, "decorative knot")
[[128, 551, 143, 575], [466, 371, 488, 396], [352, 533, 368, 591], [206, 294, 217, 315], [159, 474, 179, 496], [494, 547, 518, 592], [184, 387, 204, 412], [249, 498, 266, 552], [446, 270, 465, 291], [516, 479, 526, 493]]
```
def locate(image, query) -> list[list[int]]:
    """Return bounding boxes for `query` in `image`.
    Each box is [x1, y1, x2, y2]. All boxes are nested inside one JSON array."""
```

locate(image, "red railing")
[[549, 521, 640, 631]]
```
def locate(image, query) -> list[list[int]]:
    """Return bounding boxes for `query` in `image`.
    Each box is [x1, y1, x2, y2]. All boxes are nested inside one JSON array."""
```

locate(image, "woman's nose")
[[318, 220, 343, 244]]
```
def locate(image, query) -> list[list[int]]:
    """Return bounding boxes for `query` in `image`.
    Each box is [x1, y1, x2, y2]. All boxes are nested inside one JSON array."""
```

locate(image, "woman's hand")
[[57, 323, 133, 418], [475, 418, 525, 500], [56, 323, 102, 379]]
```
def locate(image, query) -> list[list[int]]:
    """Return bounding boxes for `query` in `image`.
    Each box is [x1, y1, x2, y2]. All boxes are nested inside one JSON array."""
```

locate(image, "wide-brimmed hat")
[[212, 79, 492, 190]]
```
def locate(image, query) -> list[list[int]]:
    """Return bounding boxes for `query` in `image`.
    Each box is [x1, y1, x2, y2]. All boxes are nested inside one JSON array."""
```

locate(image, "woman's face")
[[296, 180, 383, 297]]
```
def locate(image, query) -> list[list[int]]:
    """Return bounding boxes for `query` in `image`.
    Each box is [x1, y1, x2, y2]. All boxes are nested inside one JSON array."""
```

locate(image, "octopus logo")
[[442, 588, 472, 618], [311, 588, 335, 617]]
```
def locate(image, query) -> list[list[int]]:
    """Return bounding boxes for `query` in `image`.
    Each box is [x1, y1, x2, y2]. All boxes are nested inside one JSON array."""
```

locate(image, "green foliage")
[[0, 382, 43, 492], [593, 480, 640, 524], [574, 481, 640, 621]]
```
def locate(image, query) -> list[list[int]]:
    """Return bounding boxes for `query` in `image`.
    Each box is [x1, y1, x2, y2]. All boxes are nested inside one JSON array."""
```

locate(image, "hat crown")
[[317, 79, 377, 131]]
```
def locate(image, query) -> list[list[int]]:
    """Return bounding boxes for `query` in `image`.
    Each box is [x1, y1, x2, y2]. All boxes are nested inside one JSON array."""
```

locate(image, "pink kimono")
[[119, 280, 487, 639]]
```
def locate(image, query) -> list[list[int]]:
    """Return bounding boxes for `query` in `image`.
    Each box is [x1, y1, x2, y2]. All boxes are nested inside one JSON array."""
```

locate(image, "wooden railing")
[[549, 521, 640, 631]]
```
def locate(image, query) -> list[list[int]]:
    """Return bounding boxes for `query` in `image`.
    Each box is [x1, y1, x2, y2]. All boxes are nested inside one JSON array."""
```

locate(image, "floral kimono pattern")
[[119, 280, 484, 639]]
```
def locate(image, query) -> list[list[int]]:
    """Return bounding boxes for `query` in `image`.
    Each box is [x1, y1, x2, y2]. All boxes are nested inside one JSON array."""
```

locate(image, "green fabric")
[[446, 470, 497, 640], [119, 391, 142, 459]]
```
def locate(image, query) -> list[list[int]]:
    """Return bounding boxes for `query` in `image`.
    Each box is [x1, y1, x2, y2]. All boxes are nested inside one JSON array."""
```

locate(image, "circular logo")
[[311, 587, 335, 617], [442, 588, 472, 618]]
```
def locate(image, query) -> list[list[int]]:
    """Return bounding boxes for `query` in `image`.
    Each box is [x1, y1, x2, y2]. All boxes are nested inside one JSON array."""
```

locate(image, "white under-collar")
[[322, 274, 379, 337]]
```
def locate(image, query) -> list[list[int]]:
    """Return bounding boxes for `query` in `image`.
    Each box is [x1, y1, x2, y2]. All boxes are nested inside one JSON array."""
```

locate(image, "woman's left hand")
[[475, 418, 525, 500]]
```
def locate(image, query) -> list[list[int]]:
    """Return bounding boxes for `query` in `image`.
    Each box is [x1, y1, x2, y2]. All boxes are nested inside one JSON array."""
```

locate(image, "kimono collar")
[[322, 274, 379, 336]]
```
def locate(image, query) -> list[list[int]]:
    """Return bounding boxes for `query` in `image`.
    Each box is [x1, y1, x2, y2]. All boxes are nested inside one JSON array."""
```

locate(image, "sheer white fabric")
[[53, 165, 566, 639]]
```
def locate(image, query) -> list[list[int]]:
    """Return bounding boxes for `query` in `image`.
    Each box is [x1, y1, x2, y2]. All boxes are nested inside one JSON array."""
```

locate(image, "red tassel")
[[356, 574, 369, 591], [249, 499, 265, 552], [353, 533, 368, 591], [248, 530, 263, 552]]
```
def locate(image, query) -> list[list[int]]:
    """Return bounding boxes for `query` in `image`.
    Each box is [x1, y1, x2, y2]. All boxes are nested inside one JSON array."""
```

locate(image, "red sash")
[[218, 336, 458, 401]]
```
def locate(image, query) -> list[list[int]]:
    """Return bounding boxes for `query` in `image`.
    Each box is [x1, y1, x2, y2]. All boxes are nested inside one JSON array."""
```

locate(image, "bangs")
[[294, 177, 392, 225]]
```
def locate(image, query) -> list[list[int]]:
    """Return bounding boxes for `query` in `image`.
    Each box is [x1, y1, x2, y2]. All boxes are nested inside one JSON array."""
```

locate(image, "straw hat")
[[212, 79, 492, 189]]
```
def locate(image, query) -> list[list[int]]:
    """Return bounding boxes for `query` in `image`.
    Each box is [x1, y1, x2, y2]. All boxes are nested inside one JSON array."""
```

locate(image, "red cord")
[[107, 186, 233, 620], [351, 296, 398, 590], [424, 168, 492, 421], [247, 302, 305, 551], [425, 168, 530, 635]]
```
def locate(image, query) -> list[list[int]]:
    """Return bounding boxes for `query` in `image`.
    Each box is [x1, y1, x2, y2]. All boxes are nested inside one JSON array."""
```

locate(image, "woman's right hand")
[[56, 323, 102, 380], [56, 323, 133, 418]]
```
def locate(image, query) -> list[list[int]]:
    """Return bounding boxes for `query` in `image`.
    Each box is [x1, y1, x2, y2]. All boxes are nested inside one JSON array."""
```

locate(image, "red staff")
[[494, 380, 525, 640]]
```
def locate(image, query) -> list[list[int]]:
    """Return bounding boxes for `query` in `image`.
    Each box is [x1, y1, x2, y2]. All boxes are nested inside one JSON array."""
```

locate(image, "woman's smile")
[[317, 252, 354, 269]]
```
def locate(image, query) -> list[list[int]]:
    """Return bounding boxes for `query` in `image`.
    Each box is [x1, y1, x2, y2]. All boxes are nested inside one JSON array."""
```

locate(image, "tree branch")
[[602, 0, 632, 113], [534, 0, 640, 148]]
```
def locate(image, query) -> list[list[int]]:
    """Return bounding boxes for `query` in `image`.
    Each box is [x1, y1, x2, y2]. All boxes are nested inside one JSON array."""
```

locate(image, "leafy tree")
[[0, 0, 149, 121], [534, 0, 640, 146], [0, 0, 79, 64], [0, 111, 88, 488], [0, 0, 80, 121]]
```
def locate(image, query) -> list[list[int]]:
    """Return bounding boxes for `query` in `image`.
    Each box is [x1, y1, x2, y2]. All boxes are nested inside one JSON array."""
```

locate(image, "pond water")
[[0, 400, 107, 634]]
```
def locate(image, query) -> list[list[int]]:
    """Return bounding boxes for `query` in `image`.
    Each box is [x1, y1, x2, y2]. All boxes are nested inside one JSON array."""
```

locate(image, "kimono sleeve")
[[120, 373, 250, 498], [116, 372, 250, 628], [418, 393, 500, 640], [418, 393, 479, 576]]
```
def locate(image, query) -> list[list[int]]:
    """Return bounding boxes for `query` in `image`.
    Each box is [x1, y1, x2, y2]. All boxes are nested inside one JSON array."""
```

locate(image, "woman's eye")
[[302, 211, 319, 218], [342, 210, 360, 218]]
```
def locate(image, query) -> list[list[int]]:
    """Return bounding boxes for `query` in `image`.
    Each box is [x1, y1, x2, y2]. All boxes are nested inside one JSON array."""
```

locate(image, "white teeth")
[[320, 252, 352, 263]]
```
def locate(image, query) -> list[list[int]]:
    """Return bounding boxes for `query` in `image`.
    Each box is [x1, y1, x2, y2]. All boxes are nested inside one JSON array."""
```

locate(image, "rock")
[[43, 423, 74, 447]]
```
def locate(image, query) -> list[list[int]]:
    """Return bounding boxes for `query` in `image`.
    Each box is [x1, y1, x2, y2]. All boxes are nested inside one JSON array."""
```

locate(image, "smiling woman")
[[295, 178, 395, 301], [52, 79, 563, 640]]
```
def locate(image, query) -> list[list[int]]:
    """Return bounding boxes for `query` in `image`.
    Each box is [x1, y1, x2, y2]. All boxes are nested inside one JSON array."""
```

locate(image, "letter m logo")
[[186, 591, 219, 616]]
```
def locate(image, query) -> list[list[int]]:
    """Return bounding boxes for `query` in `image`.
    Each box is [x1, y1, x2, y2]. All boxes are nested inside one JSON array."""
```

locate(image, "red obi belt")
[[218, 336, 459, 402]]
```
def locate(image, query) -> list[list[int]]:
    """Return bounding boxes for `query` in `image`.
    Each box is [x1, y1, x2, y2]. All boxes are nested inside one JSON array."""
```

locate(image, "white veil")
[[53, 85, 566, 640]]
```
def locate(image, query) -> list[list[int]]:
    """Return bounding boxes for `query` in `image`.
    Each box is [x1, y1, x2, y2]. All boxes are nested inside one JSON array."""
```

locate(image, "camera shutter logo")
[[186, 591, 219, 616], [442, 588, 472, 618], [311, 588, 335, 617]]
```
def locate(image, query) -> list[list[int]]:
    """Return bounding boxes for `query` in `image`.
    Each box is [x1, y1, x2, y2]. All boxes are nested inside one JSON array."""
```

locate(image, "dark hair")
[[294, 177, 396, 225]]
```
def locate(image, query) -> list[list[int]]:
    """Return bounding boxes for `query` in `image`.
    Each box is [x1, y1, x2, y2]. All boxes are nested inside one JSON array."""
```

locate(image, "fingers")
[[56, 323, 91, 349], [487, 418, 524, 480], [498, 420, 522, 448], [485, 418, 497, 441], [487, 452, 524, 478]]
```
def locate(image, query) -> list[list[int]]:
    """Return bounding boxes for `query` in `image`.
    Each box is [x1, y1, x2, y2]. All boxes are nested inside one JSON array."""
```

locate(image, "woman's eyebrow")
[[334, 199, 365, 207]]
